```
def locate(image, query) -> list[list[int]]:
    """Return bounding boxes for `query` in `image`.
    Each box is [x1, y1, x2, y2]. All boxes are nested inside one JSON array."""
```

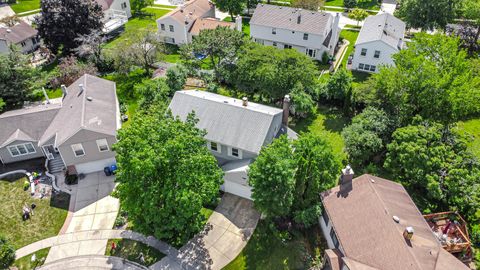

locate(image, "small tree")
[[53, 55, 98, 87], [0, 235, 15, 269], [131, 0, 153, 16], [0, 98, 5, 112], [324, 68, 353, 105], [74, 32, 107, 69], [134, 78, 170, 109], [349, 8, 369, 26], [343, 0, 357, 9], [166, 64, 188, 94], [292, 0, 325, 11]]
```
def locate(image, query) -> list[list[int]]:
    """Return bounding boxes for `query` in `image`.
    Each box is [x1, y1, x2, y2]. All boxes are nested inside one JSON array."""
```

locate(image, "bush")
[[321, 51, 329, 64], [344, 0, 357, 9], [166, 64, 188, 93], [0, 235, 15, 269]]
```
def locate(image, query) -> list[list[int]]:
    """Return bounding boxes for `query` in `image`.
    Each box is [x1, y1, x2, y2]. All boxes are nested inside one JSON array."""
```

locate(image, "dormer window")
[[303, 33, 308, 40], [272, 28, 276, 35]]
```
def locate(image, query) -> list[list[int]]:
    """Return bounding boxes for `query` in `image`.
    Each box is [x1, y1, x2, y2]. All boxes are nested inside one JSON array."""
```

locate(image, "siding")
[[109, 0, 132, 17], [210, 143, 257, 164], [58, 129, 116, 167], [351, 40, 398, 73], [0, 140, 45, 164]]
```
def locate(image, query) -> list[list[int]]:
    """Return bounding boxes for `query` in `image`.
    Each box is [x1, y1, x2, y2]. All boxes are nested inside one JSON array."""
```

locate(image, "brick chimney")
[[282, 94, 290, 126], [341, 165, 354, 185]]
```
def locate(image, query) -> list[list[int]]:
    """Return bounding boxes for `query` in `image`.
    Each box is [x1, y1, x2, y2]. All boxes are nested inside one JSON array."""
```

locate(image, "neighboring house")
[[169, 90, 297, 199], [249, 4, 340, 60], [0, 20, 40, 54], [95, 0, 132, 34], [0, 74, 120, 175], [319, 168, 470, 270], [351, 13, 406, 73], [156, 0, 238, 45]]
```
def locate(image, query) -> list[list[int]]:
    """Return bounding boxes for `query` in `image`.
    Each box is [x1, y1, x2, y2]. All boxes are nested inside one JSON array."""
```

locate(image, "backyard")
[[0, 176, 69, 249], [325, 0, 381, 10], [339, 29, 360, 69], [105, 239, 165, 266], [456, 118, 480, 159], [8, 0, 40, 14]]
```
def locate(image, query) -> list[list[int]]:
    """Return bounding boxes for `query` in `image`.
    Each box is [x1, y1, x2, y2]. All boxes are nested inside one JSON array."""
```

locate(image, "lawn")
[[339, 29, 360, 69], [0, 177, 69, 249], [9, 0, 40, 14], [223, 17, 251, 36], [222, 220, 327, 270], [289, 105, 349, 162], [456, 118, 480, 159], [106, 239, 165, 266], [325, 0, 380, 10], [13, 247, 50, 270]]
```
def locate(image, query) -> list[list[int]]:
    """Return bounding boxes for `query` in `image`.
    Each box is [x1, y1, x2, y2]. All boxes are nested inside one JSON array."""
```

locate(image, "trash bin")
[[104, 166, 112, 176], [110, 164, 117, 175]]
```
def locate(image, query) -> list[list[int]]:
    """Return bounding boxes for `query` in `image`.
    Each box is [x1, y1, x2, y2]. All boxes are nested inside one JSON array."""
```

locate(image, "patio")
[[0, 157, 45, 175]]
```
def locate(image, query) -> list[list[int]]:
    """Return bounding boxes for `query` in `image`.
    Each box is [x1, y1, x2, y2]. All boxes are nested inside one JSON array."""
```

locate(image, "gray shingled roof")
[[168, 90, 282, 154], [356, 13, 405, 49], [250, 4, 333, 35], [39, 74, 118, 146], [0, 20, 37, 44]]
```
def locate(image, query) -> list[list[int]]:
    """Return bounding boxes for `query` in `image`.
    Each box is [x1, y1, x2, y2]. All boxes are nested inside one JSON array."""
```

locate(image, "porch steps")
[[48, 158, 65, 174]]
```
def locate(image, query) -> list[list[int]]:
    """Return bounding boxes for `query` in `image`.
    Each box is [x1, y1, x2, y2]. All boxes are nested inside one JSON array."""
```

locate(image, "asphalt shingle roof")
[[0, 20, 37, 44], [356, 13, 405, 49]]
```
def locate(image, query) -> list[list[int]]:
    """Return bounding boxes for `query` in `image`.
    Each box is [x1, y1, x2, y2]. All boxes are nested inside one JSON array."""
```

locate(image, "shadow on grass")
[[50, 191, 70, 211]]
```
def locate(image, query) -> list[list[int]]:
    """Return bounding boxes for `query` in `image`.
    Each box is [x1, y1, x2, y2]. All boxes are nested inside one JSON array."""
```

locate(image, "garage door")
[[74, 157, 116, 174], [221, 180, 252, 200]]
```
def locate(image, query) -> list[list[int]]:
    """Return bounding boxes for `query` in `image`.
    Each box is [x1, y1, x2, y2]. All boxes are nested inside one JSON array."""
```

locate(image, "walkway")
[[39, 255, 148, 270], [45, 172, 119, 263], [152, 194, 260, 270]]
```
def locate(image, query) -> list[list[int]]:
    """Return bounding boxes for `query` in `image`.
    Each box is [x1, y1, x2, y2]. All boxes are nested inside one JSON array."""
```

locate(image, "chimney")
[[297, 14, 301, 24], [282, 94, 290, 126], [42, 87, 50, 104], [242, 97, 248, 107], [340, 165, 354, 184], [235, 15, 242, 32], [403, 227, 414, 240], [329, 13, 340, 55], [61, 85, 68, 97]]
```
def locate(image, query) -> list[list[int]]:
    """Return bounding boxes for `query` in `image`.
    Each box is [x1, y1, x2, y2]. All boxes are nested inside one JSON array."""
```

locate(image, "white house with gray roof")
[[351, 13, 406, 73], [250, 4, 340, 60], [0, 20, 39, 54], [0, 74, 120, 175], [169, 90, 297, 199]]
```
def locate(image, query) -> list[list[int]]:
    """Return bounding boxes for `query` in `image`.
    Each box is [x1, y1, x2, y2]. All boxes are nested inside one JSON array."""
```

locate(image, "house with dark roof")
[[319, 168, 470, 270], [249, 4, 340, 60], [0, 20, 39, 54], [351, 13, 406, 73], [0, 74, 120, 175], [168, 90, 297, 199], [156, 0, 239, 45]]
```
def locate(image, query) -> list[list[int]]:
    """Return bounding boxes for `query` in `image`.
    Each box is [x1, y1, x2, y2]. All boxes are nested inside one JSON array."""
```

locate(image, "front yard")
[[0, 176, 69, 249], [325, 0, 381, 10], [13, 247, 50, 270], [106, 239, 165, 266], [9, 0, 40, 14]]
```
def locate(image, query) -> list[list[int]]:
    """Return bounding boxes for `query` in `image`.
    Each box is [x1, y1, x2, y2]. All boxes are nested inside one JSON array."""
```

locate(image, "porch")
[[103, 9, 128, 34]]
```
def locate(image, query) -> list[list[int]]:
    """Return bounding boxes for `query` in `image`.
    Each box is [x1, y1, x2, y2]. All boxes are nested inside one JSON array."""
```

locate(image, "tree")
[[131, 0, 153, 16], [0, 45, 37, 109], [348, 8, 368, 26], [395, 0, 462, 31], [290, 82, 316, 117], [0, 235, 15, 269], [134, 78, 170, 109], [114, 107, 224, 246], [246, 0, 261, 14], [0, 98, 5, 112], [249, 133, 341, 226], [343, 0, 357, 9], [446, 23, 480, 55], [36, 0, 103, 54], [184, 27, 244, 80], [362, 33, 480, 126], [52, 55, 98, 87], [342, 107, 391, 167], [213, 0, 244, 21], [324, 68, 352, 101], [292, 0, 325, 11], [166, 64, 188, 93], [74, 32, 107, 69]]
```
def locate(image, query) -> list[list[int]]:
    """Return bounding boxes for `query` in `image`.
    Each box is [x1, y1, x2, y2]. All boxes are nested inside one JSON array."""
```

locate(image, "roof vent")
[[393, 216, 400, 223], [403, 226, 414, 240], [370, 178, 375, 183], [86, 96, 93, 101], [6, 29, 12, 33]]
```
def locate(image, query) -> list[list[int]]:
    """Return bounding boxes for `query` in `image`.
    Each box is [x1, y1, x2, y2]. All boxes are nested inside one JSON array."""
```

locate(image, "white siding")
[[351, 40, 399, 73], [157, 17, 189, 45], [109, 0, 132, 18], [220, 181, 252, 199]]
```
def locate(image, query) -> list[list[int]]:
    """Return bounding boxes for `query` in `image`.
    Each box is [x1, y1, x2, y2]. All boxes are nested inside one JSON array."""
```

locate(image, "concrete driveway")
[[45, 172, 119, 263], [152, 193, 260, 270]]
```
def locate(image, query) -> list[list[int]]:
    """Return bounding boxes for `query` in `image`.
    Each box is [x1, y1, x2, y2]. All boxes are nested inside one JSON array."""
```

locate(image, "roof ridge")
[[80, 74, 87, 128]]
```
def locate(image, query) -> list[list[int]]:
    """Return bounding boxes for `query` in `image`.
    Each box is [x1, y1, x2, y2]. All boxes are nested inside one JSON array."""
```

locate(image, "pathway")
[[152, 194, 260, 270], [45, 172, 119, 263], [324, 10, 364, 29], [39, 255, 148, 270]]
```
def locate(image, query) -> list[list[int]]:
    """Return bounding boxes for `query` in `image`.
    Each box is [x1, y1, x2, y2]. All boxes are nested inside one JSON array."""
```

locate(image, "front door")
[[43, 145, 55, 160]]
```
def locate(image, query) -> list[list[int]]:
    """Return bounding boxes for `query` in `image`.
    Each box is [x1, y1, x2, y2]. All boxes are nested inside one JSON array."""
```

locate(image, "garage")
[[74, 157, 116, 174], [221, 180, 252, 200]]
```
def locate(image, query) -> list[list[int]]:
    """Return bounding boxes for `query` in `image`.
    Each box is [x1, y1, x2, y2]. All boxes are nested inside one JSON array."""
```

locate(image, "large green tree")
[[131, 0, 153, 16], [348, 8, 368, 26], [395, 0, 462, 30], [114, 106, 224, 245], [249, 133, 341, 226], [213, 0, 244, 21], [36, 0, 103, 54], [0, 235, 15, 269], [133, 78, 170, 109], [362, 33, 480, 126]]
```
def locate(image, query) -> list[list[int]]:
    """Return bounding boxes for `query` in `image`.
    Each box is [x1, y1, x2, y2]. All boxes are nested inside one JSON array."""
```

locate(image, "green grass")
[[106, 239, 165, 266], [0, 177, 69, 249], [14, 247, 50, 270], [290, 105, 349, 161], [164, 54, 181, 63], [223, 17, 251, 36], [9, 0, 40, 14], [46, 88, 63, 99], [222, 220, 326, 270], [345, 24, 362, 29], [325, 0, 380, 10], [340, 29, 359, 69], [456, 118, 480, 159]]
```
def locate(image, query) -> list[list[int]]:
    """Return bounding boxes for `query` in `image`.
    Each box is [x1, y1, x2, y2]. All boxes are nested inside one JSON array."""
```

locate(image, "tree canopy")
[[213, 0, 244, 21], [114, 106, 224, 245], [131, 0, 153, 16], [0, 235, 15, 269], [348, 8, 368, 26], [395, 0, 462, 31]]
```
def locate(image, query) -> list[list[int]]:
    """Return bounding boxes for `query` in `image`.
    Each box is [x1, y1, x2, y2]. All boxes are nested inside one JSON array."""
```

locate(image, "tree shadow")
[[50, 191, 70, 211]]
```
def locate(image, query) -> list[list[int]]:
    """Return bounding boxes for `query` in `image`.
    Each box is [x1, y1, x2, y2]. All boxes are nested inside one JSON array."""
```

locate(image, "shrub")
[[0, 235, 15, 269], [344, 0, 357, 9], [321, 51, 329, 64], [166, 64, 188, 93]]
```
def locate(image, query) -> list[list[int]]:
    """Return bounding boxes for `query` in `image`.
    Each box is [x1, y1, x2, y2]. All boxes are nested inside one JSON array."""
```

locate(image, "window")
[[330, 228, 339, 248], [231, 148, 239, 157], [8, 143, 36, 157], [71, 143, 85, 157], [370, 65, 376, 72], [323, 212, 329, 225], [359, 63, 364, 70], [364, 64, 371, 71], [272, 28, 276, 35], [161, 23, 165, 31], [209, 142, 221, 153], [284, 44, 292, 49], [360, 48, 367, 56], [273, 42, 277, 47], [229, 147, 242, 158], [96, 139, 109, 152], [20, 41, 26, 47], [121, 2, 127, 8], [303, 33, 308, 40], [169, 25, 174, 32], [305, 48, 316, 58], [374, 50, 380, 58]]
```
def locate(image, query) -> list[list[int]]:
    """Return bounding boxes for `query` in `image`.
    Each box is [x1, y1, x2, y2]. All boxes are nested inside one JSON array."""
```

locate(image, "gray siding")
[[0, 140, 45, 164], [209, 143, 257, 165], [263, 113, 283, 147], [58, 129, 116, 167]]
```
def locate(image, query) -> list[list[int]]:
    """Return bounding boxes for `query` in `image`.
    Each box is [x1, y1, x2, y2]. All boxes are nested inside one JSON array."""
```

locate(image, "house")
[[95, 0, 132, 34], [319, 168, 470, 270], [168, 90, 297, 199], [156, 0, 238, 45], [351, 13, 406, 73], [0, 74, 120, 175], [0, 20, 40, 54], [249, 4, 340, 60]]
